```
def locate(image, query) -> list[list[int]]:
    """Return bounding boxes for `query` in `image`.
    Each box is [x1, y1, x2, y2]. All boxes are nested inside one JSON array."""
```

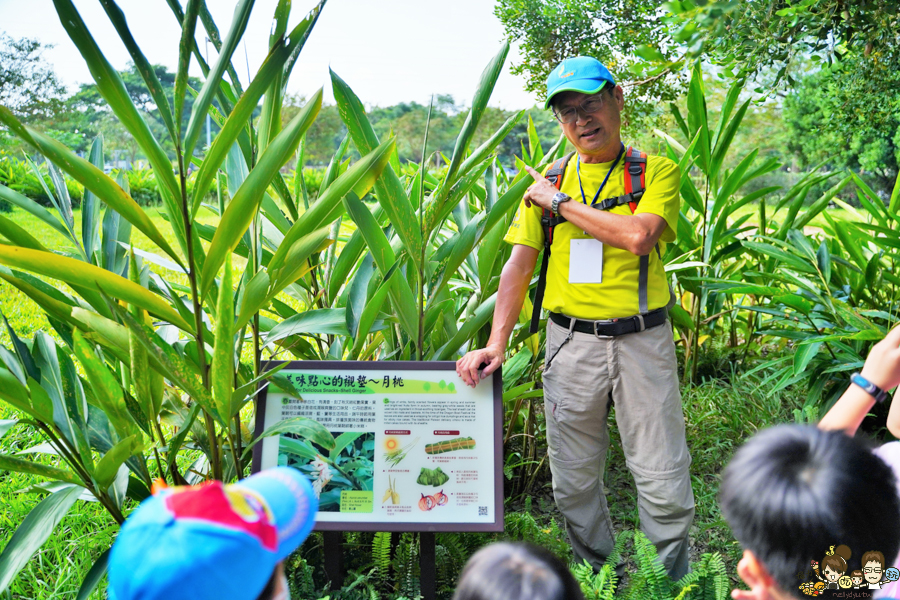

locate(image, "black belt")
[[549, 307, 668, 337]]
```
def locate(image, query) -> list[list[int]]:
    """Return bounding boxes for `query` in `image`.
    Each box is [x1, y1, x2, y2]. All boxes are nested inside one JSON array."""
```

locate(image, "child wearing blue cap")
[[108, 466, 318, 600]]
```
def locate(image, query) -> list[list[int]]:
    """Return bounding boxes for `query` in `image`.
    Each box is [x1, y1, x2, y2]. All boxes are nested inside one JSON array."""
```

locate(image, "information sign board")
[[252, 361, 503, 532]]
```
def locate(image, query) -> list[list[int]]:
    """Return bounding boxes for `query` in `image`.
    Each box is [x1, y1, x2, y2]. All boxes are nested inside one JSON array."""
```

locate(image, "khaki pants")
[[542, 317, 694, 579]]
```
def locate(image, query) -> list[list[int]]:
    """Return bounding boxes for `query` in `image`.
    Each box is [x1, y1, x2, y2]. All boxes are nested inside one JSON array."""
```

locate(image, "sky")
[[0, 0, 541, 110]]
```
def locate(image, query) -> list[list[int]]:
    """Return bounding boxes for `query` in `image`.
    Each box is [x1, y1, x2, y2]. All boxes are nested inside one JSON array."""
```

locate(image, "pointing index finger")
[[523, 165, 542, 180]]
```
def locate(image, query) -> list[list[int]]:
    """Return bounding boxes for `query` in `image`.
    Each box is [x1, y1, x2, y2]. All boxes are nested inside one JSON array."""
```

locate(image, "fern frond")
[[673, 583, 697, 600], [695, 553, 728, 600], [632, 531, 672, 600]]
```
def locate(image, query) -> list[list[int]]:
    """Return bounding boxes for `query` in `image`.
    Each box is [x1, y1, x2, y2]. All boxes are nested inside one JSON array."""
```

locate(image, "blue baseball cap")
[[545, 56, 616, 109], [108, 467, 318, 600]]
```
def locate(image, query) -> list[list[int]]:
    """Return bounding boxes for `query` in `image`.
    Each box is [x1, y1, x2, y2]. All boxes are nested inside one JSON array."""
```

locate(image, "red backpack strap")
[[544, 151, 574, 190], [622, 146, 647, 213]]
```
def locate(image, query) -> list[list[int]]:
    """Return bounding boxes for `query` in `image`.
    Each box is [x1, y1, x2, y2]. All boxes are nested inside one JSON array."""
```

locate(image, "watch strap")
[[851, 372, 890, 404]]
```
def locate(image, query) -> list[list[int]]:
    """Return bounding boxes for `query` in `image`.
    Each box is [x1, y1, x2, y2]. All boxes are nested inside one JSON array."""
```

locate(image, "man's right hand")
[[456, 345, 504, 388]]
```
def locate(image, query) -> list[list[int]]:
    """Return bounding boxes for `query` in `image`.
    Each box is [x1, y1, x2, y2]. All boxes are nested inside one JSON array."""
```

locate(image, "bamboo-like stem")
[[177, 150, 221, 481], [37, 422, 125, 524], [416, 97, 434, 361]]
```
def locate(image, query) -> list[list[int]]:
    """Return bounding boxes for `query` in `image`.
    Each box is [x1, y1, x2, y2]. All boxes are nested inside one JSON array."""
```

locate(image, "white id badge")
[[569, 238, 604, 284]]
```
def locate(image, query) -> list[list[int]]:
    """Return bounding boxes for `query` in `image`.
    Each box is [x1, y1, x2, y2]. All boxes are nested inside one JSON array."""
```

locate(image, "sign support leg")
[[324, 531, 344, 590], [420, 531, 436, 600]]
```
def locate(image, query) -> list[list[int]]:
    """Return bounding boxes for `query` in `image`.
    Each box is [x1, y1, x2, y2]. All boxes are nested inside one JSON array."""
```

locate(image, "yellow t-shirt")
[[504, 152, 680, 320]]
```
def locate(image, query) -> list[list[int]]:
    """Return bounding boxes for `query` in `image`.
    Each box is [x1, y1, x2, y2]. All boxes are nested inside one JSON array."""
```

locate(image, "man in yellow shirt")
[[457, 56, 694, 579]]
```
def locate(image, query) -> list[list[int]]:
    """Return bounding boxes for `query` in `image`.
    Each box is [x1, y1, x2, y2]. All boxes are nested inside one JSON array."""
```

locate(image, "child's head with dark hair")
[[452, 542, 585, 600], [720, 425, 900, 599]]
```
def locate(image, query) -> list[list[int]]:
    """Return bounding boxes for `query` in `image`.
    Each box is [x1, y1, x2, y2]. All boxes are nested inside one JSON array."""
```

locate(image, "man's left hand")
[[523, 166, 559, 210]]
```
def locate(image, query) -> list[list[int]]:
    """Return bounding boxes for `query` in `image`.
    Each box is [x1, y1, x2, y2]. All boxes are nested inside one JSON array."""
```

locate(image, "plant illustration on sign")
[[273, 421, 374, 512]]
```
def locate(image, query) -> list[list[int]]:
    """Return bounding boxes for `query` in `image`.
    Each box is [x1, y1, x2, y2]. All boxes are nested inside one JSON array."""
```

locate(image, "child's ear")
[[732, 550, 781, 600]]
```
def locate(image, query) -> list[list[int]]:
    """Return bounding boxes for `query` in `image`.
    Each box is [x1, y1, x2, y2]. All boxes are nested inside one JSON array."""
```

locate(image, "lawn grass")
[[0, 205, 806, 597]]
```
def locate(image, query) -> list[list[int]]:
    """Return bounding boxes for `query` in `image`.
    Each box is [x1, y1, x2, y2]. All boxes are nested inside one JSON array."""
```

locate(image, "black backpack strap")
[[530, 152, 575, 334]]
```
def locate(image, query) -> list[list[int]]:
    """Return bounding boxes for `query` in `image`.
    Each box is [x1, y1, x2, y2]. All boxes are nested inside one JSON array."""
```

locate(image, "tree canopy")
[[493, 0, 684, 128], [0, 33, 67, 121]]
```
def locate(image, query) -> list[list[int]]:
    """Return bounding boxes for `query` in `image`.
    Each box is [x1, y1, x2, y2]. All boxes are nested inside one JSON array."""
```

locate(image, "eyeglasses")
[[863, 568, 882, 574], [553, 92, 610, 124]]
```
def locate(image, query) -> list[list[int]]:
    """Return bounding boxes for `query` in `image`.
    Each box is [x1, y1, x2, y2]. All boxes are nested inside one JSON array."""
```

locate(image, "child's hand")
[[861, 325, 900, 391]]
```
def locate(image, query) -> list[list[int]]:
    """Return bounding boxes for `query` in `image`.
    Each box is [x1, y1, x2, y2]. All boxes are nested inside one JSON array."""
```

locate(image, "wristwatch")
[[551, 192, 571, 215], [851, 372, 890, 403]]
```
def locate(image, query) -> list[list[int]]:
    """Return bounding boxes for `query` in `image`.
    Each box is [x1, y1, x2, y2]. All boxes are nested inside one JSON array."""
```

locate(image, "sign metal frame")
[[251, 360, 504, 533]]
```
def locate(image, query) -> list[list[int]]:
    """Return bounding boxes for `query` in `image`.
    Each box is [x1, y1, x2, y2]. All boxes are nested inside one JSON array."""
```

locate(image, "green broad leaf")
[[94, 434, 142, 490], [345, 253, 376, 340], [816, 242, 831, 283], [1, 311, 39, 382], [0, 484, 85, 593], [229, 362, 289, 413], [81, 135, 104, 259], [328, 225, 372, 304], [0, 215, 48, 252], [110, 304, 222, 425], [433, 293, 498, 360], [425, 42, 509, 233], [266, 309, 351, 344], [98, 1, 176, 142], [329, 432, 364, 460], [211, 254, 235, 420], [57, 348, 94, 473], [182, 0, 255, 159], [349, 262, 399, 360], [318, 135, 351, 196], [246, 416, 335, 454], [794, 176, 851, 231], [342, 193, 418, 339], [0, 246, 192, 333], [26, 378, 54, 423], [166, 403, 200, 472], [23, 155, 69, 237], [70, 309, 130, 357], [276, 436, 319, 462], [266, 231, 332, 311], [174, 0, 201, 129], [709, 98, 750, 182], [428, 213, 486, 306], [268, 137, 396, 277], [128, 256, 155, 423], [330, 69, 423, 270], [0, 183, 69, 240], [889, 171, 900, 217], [191, 10, 321, 215], [72, 330, 136, 440], [0, 110, 181, 266], [234, 270, 270, 334], [793, 341, 823, 376], [75, 548, 109, 600], [685, 63, 710, 171], [48, 0, 184, 252], [0, 454, 82, 486], [200, 88, 323, 300], [458, 111, 523, 183], [832, 220, 868, 270]]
